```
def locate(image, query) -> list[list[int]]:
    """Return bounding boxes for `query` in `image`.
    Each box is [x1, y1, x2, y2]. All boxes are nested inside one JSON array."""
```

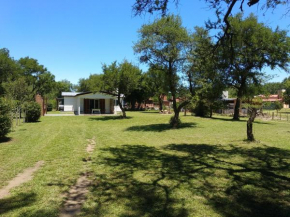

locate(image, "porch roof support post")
[[77, 97, 80, 115]]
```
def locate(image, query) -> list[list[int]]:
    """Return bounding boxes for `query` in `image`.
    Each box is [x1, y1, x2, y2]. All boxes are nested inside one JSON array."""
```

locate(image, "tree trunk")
[[233, 97, 241, 120], [158, 95, 163, 111], [170, 92, 180, 128], [210, 107, 213, 118], [247, 108, 257, 141], [118, 95, 126, 118], [171, 111, 180, 128]]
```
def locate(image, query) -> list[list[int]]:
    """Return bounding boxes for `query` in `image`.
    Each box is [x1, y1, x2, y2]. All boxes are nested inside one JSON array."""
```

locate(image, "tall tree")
[[186, 27, 225, 117], [219, 13, 290, 120], [0, 48, 18, 94], [134, 15, 191, 128], [102, 60, 142, 118], [18, 57, 55, 99], [145, 66, 169, 111], [283, 79, 290, 106]]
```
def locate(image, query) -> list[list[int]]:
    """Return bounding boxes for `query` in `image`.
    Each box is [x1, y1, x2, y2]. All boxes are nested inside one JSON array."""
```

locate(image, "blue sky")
[[1, 0, 289, 84]]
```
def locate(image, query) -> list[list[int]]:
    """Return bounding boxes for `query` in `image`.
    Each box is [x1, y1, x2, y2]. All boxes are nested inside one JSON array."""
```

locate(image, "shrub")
[[0, 98, 12, 138], [24, 102, 41, 122], [193, 101, 210, 117], [47, 103, 53, 111]]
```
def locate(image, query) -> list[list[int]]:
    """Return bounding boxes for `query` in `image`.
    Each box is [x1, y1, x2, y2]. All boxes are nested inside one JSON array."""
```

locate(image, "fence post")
[[272, 112, 274, 120], [280, 113, 281, 120], [287, 114, 288, 121]]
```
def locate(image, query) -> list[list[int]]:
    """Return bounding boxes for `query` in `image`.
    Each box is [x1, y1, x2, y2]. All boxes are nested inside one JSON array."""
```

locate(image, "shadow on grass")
[[89, 116, 133, 121], [141, 111, 160, 114], [125, 123, 196, 132], [0, 137, 12, 143], [85, 143, 290, 217], [0, 192, 36, 215]]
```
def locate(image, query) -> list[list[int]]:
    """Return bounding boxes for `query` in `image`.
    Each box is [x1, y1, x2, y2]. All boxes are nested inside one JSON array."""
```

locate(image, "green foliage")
[[0, 98, 12, 138], [273, 101, 283, 112], [47, 103, 53, 111], [283, 80, 290, 105], [102, 60, 141, 96], [218, 13, 290, 119], [262, 82, 283, 95], [193, 100, 210, 117], [0, 48, 19, 94], [134, 15, 191, 126], [2, 77, 32, 105], [102, 60, 142, 117], [24, 102, 41, 122], [18, 57, 55, 98]]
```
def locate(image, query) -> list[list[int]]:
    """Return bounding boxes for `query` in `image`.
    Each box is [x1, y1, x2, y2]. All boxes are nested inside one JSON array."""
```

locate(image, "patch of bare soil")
[[59, 173, 91, 217], [59, 137, 96, 217], [0, 161, 44, 199], [86, 137, 95, 154]]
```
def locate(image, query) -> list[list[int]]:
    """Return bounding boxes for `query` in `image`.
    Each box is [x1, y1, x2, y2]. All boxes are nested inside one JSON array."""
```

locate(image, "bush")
[[0, 98, 12, 138], [24, 102, 41, 122], [193, 101, 210, 117], [47, 103, 53, 111]]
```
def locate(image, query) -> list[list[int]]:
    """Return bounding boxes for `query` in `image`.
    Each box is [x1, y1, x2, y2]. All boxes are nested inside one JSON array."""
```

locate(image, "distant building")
[[257, 89, 289, 108]]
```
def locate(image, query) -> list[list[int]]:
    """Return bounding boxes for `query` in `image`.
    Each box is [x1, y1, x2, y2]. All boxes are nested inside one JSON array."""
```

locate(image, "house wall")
[[76, 93, 121, 114], [105, 99, 110, 113], [64, 97, 77, 112]]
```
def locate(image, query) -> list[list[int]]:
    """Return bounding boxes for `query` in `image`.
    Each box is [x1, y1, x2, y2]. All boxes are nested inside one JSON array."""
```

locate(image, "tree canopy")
[[217, 13, 290, 120], [134, 15, 191, 127]]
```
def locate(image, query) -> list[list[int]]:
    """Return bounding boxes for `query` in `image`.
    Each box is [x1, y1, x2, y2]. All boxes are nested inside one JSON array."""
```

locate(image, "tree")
[[77, 78, 90, 92], [262, 82, 283, 95], [0, 48, 18, 94], [18, 57, 55, 99], [134, 15, 191, 128], [0, 98, 12, 138], [283, 79, 290, 106], [245, 97, 263, 141], [132, 0, 289, 37], [2, 77, 32, 105], [186, 27, 225, 118], [218, 14, 290, 120], [102, 60, 142, 118], [145, 66, 169, 111], [125, 73, 152, 110], [273, 101, 283, 114]]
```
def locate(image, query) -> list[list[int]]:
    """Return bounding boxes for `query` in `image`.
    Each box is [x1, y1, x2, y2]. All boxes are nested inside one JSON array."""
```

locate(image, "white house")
[[61, 92, 122, 115]]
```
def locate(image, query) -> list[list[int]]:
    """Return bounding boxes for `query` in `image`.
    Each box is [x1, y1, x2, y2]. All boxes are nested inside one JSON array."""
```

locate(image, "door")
[[84, 99, 90, 114], [100, 99, 105, 114]]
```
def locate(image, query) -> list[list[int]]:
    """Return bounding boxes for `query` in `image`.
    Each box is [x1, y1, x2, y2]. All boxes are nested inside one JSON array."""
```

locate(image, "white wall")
[[105, 99, 110, 113], [64, 97, 77, 112], [63, 93, 123, 114]]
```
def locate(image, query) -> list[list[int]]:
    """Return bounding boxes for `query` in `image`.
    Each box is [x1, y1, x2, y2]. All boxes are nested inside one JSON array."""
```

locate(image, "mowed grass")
[[0, 112, 290, 217]]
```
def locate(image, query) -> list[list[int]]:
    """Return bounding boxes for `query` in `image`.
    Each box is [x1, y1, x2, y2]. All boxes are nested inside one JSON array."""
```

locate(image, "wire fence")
[[216, 109, 290, 122]]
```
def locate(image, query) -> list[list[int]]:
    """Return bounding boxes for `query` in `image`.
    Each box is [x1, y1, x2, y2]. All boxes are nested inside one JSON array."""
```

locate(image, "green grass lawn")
[[0, 112, 290, 217]]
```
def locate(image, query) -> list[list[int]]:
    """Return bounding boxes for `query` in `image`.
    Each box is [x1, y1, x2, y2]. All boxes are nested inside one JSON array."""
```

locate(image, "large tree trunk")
[[233, 97, 241, 120], [247, 108, 257, 141], [118, 95, 126, 118], [158, 94, 163, 111]]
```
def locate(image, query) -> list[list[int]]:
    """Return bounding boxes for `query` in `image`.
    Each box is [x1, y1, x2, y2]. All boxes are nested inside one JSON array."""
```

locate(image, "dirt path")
[[59, 137, 96, 217], [0, 161, 44, 199], [59, 173, 91, 217]]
